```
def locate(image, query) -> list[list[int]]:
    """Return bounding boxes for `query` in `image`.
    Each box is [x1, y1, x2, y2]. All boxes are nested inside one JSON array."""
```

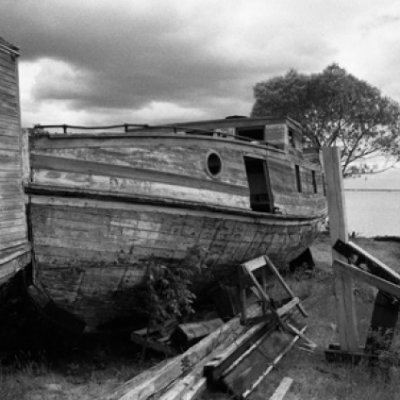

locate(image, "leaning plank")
[[241, 326, 306, 399], [269, 377, 294, 400], [204, 299, 298, 383], [182, 377, 207, 400], [205, 320, 275, 382], [333, 267, 359, 352], [108, 303, 261, 400], [323, 147, 358, 353], [159, 345, 217, 400], [264, 254, 308, 317], [334, 259, 400, 299], [334, 241, 400, 356], [334, 240, 400, 283], [158, 367, 207, 400]]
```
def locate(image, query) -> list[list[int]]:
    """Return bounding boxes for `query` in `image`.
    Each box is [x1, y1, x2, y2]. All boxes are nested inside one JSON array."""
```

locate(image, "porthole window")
[[206, 151, 222, 177]]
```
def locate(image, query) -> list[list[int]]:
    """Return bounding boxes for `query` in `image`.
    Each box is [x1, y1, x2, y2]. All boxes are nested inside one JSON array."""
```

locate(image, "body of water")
[[344, 190, 400, 237]]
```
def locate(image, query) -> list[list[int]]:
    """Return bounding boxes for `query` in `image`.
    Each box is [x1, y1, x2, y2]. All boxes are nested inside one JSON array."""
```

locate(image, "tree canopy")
[[251, 64, 400, 175]]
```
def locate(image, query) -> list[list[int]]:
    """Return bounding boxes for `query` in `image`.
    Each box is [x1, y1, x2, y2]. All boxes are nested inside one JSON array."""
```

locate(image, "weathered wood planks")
[[30, 126, 326, 217], [0, 36, 29, 284], [269, 377, 294, 400], [323, 147, 358, 353], [28, 195, 322, 328]]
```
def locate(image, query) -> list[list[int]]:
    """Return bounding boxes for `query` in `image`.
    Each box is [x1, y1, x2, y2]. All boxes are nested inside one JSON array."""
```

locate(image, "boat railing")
[[31, 123, 291, 155], [32, 123, 279, 147], [32, 123, 148, 134]]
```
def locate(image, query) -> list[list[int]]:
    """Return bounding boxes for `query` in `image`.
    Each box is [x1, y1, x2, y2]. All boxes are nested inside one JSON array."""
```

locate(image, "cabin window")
[[312, 171, 317, 193], [206, 151, 222, 176], [295, 165, 302, 193], [288, 129, 296, 148], [244, 157, 273, 212], [236, 126, 265, 142]]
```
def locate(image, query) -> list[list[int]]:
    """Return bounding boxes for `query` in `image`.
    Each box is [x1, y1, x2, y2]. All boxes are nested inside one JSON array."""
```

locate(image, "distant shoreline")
[[344, 188, 400, 192]]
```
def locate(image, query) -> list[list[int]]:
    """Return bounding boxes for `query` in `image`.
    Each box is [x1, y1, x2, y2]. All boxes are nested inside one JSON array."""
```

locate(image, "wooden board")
[[28, 196, 322, 329], [323, 147, 358, 352], [223, 329, 293, 396], [269, 377, 293, 400], [109, 304, 262, 400], [0, 36, 29, 284]]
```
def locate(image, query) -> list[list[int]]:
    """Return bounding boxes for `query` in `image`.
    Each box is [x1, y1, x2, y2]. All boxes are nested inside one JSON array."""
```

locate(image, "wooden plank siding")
[[29, 195, 322, 328], [30, 134, 326, 217], [0, 37, 30, 284]]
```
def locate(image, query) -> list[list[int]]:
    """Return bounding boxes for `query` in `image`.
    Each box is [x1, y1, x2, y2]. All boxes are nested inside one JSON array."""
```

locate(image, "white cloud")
[[3, 0, 400, 127]]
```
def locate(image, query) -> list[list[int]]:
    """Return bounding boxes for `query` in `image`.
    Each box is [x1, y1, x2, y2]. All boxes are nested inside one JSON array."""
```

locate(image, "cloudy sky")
[[2, 0, 400, 128]]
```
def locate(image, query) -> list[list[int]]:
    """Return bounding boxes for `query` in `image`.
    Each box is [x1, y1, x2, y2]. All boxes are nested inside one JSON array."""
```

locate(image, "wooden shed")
[[0, 36, 30, 285]]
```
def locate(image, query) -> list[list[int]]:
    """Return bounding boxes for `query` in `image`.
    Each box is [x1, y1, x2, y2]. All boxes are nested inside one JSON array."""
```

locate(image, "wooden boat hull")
[[27, 117, 328, 330], [29, 194, 324, 330]]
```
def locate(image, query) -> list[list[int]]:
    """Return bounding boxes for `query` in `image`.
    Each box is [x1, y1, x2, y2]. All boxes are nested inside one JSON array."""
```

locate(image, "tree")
[[251, 64, 400, 175]]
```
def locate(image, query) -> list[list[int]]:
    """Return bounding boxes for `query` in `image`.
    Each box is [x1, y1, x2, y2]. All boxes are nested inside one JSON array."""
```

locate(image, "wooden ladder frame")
[[239, 254, 308, 324]]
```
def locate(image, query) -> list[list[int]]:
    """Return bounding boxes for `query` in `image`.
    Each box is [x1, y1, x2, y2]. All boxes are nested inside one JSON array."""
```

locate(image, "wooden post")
[[323, 147, 358, 352]]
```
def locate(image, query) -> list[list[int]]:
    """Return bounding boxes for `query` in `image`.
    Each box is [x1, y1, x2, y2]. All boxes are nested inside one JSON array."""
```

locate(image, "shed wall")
[[0, 37, 30, 284]]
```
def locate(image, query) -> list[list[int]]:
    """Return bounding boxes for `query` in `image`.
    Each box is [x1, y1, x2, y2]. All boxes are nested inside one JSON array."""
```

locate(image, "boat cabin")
[[29, 116, 326, 219]]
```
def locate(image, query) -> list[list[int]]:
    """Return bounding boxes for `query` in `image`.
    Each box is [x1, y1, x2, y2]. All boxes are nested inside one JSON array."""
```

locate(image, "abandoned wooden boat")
[[25, 117, 327, 330]]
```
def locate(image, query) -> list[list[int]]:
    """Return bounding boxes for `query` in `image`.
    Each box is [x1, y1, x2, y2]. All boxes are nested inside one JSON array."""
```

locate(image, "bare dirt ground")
[[1, 233, 400, 400]]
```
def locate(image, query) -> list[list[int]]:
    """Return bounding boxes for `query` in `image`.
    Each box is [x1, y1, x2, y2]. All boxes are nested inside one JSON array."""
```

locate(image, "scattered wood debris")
[[109, 303, 262, 400], [269, 377, 294, 400], [327, 240, 400, 363], [130, 320, 177, 357], [170, 318, 224, 351], [110, 254, 313, 400]]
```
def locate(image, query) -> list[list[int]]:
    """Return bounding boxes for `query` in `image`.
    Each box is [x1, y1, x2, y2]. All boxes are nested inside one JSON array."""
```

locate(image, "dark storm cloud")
[[0, 0, 342, 123], [0, 1, 271, 113]]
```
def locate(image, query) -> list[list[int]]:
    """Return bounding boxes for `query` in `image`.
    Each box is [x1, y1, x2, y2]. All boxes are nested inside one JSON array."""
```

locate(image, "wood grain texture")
[[269, 377, 293, 400], [334, 260, 400, 299], [27, 119, 326, 327], [109, 303, 262, 400], [29, 195, 323, 328], [0, 37, 29, 283], [30, 134, 325, 217], [323, 147, 358, 352]]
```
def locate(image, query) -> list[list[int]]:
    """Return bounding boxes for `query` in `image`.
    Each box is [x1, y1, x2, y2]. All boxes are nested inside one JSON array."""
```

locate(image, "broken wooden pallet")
[[203, 255, 311, 399], [239, 255, 307, 325], [204, 304, 298, 385], [223, 324, 306, 399], [327, 241, 400, 363], [108, 303, 263, 400], [161, 302, 303, 400]]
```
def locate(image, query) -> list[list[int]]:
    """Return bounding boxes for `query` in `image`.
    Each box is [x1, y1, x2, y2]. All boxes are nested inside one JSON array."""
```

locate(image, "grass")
[[2, 234, 400, 399], [0, 327, 162, 400], [201, 235, 400, 399], [0, 350, 161, 400]]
